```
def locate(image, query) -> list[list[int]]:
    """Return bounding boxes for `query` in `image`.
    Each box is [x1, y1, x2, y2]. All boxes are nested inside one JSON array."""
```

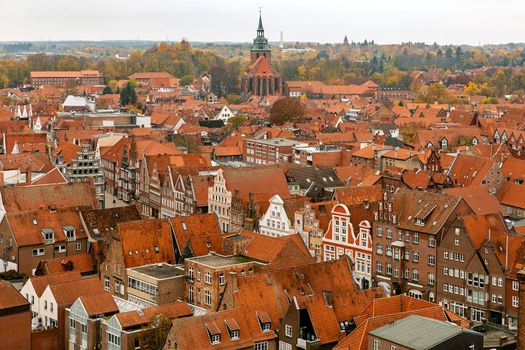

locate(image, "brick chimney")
[[518, 270, 525, 350], [25, 166, 32, 185]]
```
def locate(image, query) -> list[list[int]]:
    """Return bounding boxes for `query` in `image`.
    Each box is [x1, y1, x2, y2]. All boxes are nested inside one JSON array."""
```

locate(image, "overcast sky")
[[0, 0, 523, 45]]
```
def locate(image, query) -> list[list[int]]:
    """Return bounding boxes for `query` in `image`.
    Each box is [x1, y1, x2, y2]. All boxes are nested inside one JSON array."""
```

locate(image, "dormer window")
[[415, 218, 424, 226], [41, 228, 54, 244], [205, 322, 221, 344], [63, 226, 75, 241], [224, 318, 240, 340], [256, 311, 271, 332]]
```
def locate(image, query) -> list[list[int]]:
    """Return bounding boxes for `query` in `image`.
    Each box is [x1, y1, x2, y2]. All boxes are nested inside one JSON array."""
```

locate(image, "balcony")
[[297, 337, 319, 349]]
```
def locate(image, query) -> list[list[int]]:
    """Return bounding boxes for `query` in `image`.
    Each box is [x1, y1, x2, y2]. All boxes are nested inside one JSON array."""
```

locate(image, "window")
[[204, 272, 212, 284], [229, 330, 239, 340], [386, 264, 392, 275], [104, 276, 110, 292], [219, 274, 225, 285], [386, 245, 392, 257], [413, 232, 419, 244], [285, 324, 292, 337], [50, 302, 54, 312], [413, 251, 419, 262], [211, 334, 220, 344], [197, 271, 201, 281], [75, 243, 82, 251], [107, 333, 120, 346], [428, 236, 436, 247], [204, 290, 212, 305], [404, 268, 409, 279], [513, 281, 519, 291], [377, 227, 383, 237], [279, 341, 292, 350], [373, 339, 380, 350], [454, 238, 460, 246], [512, 296, 519, 307], [376, 262, 382, 273], [386, 228, 392, 239], [428, 273, 435, 285], [44, 300, 48, 310], [412, 269, 419, 281], [376, 243, 383, 255], [255, 342, 269, 350], [428, 254, 435, 266], [188, 285, 194, 303]]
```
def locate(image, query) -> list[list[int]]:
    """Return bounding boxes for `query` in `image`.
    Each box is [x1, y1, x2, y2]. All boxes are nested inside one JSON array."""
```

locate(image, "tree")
[[400, 122, 425, 143], [143, 314, 172, 350], [464, 82, 481, 96], [120, 82, 137, 106], [180, 75, 193, 86], [269, 97, 305, 125], [227, 114, 247, 130], [102, 85, 113, 95]]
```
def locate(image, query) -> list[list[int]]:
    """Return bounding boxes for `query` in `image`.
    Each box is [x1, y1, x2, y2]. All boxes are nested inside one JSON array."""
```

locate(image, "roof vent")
[[32, 219, 38, 225]]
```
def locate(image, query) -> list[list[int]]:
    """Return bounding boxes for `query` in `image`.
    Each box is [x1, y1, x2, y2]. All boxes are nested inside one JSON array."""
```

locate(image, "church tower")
[[241, 10, 282, 98], [250, 11, 272, 63]]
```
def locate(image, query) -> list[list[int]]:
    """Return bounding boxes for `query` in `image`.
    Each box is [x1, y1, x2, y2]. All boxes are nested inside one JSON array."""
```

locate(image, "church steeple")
[[257, 9, 264, 37], [250, 9, 271, 63]]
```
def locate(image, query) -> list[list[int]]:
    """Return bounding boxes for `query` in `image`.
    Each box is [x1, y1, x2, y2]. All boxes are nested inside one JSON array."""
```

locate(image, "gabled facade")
[[322, 204, 373, 289], [259, 195, 294, 237]]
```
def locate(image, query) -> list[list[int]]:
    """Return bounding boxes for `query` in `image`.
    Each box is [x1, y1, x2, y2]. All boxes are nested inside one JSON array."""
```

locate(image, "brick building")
[[0, 280, 31, 350], [184, 253, 266, 312], [244, 138, 307, 165], [372, 189, 472, 301], [31, 70, 104, 88]]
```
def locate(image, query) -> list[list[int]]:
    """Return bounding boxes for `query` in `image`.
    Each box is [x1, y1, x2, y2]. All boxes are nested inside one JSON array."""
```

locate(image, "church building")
[[241, 12, 282, 97]]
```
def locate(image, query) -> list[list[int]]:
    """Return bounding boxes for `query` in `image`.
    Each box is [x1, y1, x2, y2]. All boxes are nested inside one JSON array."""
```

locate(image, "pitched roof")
[[0, 279, 29, 310], [335, 186, 383, 206], [117, 219, 175, 268], [6, 206, 88, 247], [228, 258, 357, 330], [80, 205, 142, 239], [27, 271, 82, 297], [498, 182, 525, 209], [392, 189, 463, 235], [169, 213, 222, 255], [36, 253, 94, 275], [237, 230, 314, 267], [116, 301, 192, 329], [168, 307, 275, 350], [443, 185, 505, 216], [79, 293, 118, 317], [1, 182, 97, 213], [48, 276, 105, 306], [448, 154, 495, 187], [223, 167, 290, 199]]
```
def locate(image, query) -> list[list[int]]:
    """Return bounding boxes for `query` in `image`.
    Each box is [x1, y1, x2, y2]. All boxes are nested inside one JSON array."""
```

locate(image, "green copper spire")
[[257, 9, 264, 34], [251, 9, 271, 51]]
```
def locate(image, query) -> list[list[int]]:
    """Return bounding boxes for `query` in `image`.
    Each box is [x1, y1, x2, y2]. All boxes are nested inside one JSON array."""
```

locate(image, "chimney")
[[229, 271, 238, 293], [26, 166, 32, 185], [517, 270, 525, 350]]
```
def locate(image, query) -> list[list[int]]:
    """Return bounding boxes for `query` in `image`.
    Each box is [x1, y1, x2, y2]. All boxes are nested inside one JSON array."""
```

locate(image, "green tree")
[[227, 114, 247, 130], [180, 75, 193, 86], [102, 85, 113, 95], [120, 82, 137, 106]]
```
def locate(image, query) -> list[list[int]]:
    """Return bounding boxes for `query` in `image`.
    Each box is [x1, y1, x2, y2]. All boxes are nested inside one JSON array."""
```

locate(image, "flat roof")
[[369, 315, 480, 349], [130, 263, 185, 279], [189, 254, 255, 268], [247, 138, 307, 147]]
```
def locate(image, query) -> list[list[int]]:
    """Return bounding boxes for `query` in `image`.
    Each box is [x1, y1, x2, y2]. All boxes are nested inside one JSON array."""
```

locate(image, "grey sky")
[[0, 0, 523, 45]]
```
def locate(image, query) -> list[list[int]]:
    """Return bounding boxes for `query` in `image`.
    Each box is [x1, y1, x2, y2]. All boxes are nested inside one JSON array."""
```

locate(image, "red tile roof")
[[118, 219, 176, 267]]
